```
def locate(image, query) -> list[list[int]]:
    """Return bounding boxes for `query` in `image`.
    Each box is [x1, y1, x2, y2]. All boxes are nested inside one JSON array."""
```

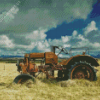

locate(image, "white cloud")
[[58, 54, 70, 58], [36, 40, 50, 52], [93, 42, 100, 47], [37, 42, 44, 50], [72, 30, 78, 37], [78, 34, 86, 41], [82, 21, 100, 45], [63, 44, 71, 48], [44, 40, 49, 47], [91, 42, 100, 49], [6, 6, 19, 18], [49, 39, 62, 46], [84, 21, 98, 36], [0, 35, 14, 48], [0, 5, 19, 23], [26, 30, 47, 41], [61, 35, 69, 43], [24, 29, 49, 52]]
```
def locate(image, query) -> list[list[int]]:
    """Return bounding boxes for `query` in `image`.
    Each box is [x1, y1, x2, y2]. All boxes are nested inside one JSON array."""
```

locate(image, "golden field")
[[0, 60, 100, 100]]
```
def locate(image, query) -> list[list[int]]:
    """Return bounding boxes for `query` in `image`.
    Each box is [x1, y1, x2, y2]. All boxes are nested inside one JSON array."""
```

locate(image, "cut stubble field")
[[0, 60, 100, 100]]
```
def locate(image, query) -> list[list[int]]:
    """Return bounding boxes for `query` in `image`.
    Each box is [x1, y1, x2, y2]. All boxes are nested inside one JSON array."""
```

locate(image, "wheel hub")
[[74, 71, 85, 79]]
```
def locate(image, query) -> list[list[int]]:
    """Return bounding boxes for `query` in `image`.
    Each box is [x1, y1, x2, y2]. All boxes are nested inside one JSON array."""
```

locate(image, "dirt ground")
[[0, 61, 100, 100]]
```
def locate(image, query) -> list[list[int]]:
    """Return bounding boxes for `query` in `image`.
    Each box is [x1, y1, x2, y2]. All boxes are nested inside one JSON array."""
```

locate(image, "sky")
[[0, 0, 100, 57]]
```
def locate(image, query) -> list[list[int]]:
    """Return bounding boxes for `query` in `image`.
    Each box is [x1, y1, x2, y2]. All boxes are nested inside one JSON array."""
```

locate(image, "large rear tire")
[[13, 74, 35, 84], [67, 61, 97, 81]]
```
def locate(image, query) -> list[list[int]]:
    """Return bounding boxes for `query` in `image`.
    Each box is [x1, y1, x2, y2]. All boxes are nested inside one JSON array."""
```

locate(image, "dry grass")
[[0, 61, 100, 100]]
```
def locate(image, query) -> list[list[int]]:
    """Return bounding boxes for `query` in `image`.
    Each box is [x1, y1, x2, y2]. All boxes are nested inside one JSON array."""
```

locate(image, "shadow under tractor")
[[14, 46, 99, 84]]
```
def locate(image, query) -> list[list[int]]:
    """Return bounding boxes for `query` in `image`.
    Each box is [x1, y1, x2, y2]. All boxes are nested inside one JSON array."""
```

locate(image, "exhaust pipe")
[[51, 46, 59, 53]]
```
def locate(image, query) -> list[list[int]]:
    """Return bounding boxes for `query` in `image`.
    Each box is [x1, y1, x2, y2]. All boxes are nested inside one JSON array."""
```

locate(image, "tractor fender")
[[13, 74, 35, 84], [60, 55, 99, 67]]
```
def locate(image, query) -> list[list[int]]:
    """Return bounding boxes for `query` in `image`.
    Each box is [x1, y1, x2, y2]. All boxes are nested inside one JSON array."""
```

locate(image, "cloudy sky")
[[0, 0, 100, 57]]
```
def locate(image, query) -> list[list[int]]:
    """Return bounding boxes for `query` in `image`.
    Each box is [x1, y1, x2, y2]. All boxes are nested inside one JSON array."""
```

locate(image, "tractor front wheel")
[[13, 74, 35, 84]]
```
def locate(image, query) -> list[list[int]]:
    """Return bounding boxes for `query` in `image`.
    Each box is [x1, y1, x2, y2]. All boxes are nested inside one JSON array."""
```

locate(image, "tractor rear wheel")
[[67, 61, 97, 81], [13, 74, 35, 84]]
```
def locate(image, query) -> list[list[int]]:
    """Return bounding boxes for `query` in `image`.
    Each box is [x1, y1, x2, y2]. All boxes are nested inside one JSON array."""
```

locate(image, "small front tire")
[[13, 74, 35, 84]]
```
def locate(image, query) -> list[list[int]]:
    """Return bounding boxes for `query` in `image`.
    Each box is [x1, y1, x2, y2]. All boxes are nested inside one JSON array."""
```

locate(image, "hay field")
[[0, 61, 100, 100]]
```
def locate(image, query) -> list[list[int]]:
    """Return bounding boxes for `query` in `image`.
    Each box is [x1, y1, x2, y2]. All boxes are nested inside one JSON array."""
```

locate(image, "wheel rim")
[[18, 78, 28, 84], [74, 71, 85, 79], [71, 64, 94, 81], [18, 78, 23, 84]]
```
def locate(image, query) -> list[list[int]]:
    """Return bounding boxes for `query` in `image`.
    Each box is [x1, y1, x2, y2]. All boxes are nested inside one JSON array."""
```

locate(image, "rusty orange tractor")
[[14, 46, 99, 83]]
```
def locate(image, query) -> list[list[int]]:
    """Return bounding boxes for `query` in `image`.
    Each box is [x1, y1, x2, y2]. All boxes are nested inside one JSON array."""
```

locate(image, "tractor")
[[14, 46, 99, 84]]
